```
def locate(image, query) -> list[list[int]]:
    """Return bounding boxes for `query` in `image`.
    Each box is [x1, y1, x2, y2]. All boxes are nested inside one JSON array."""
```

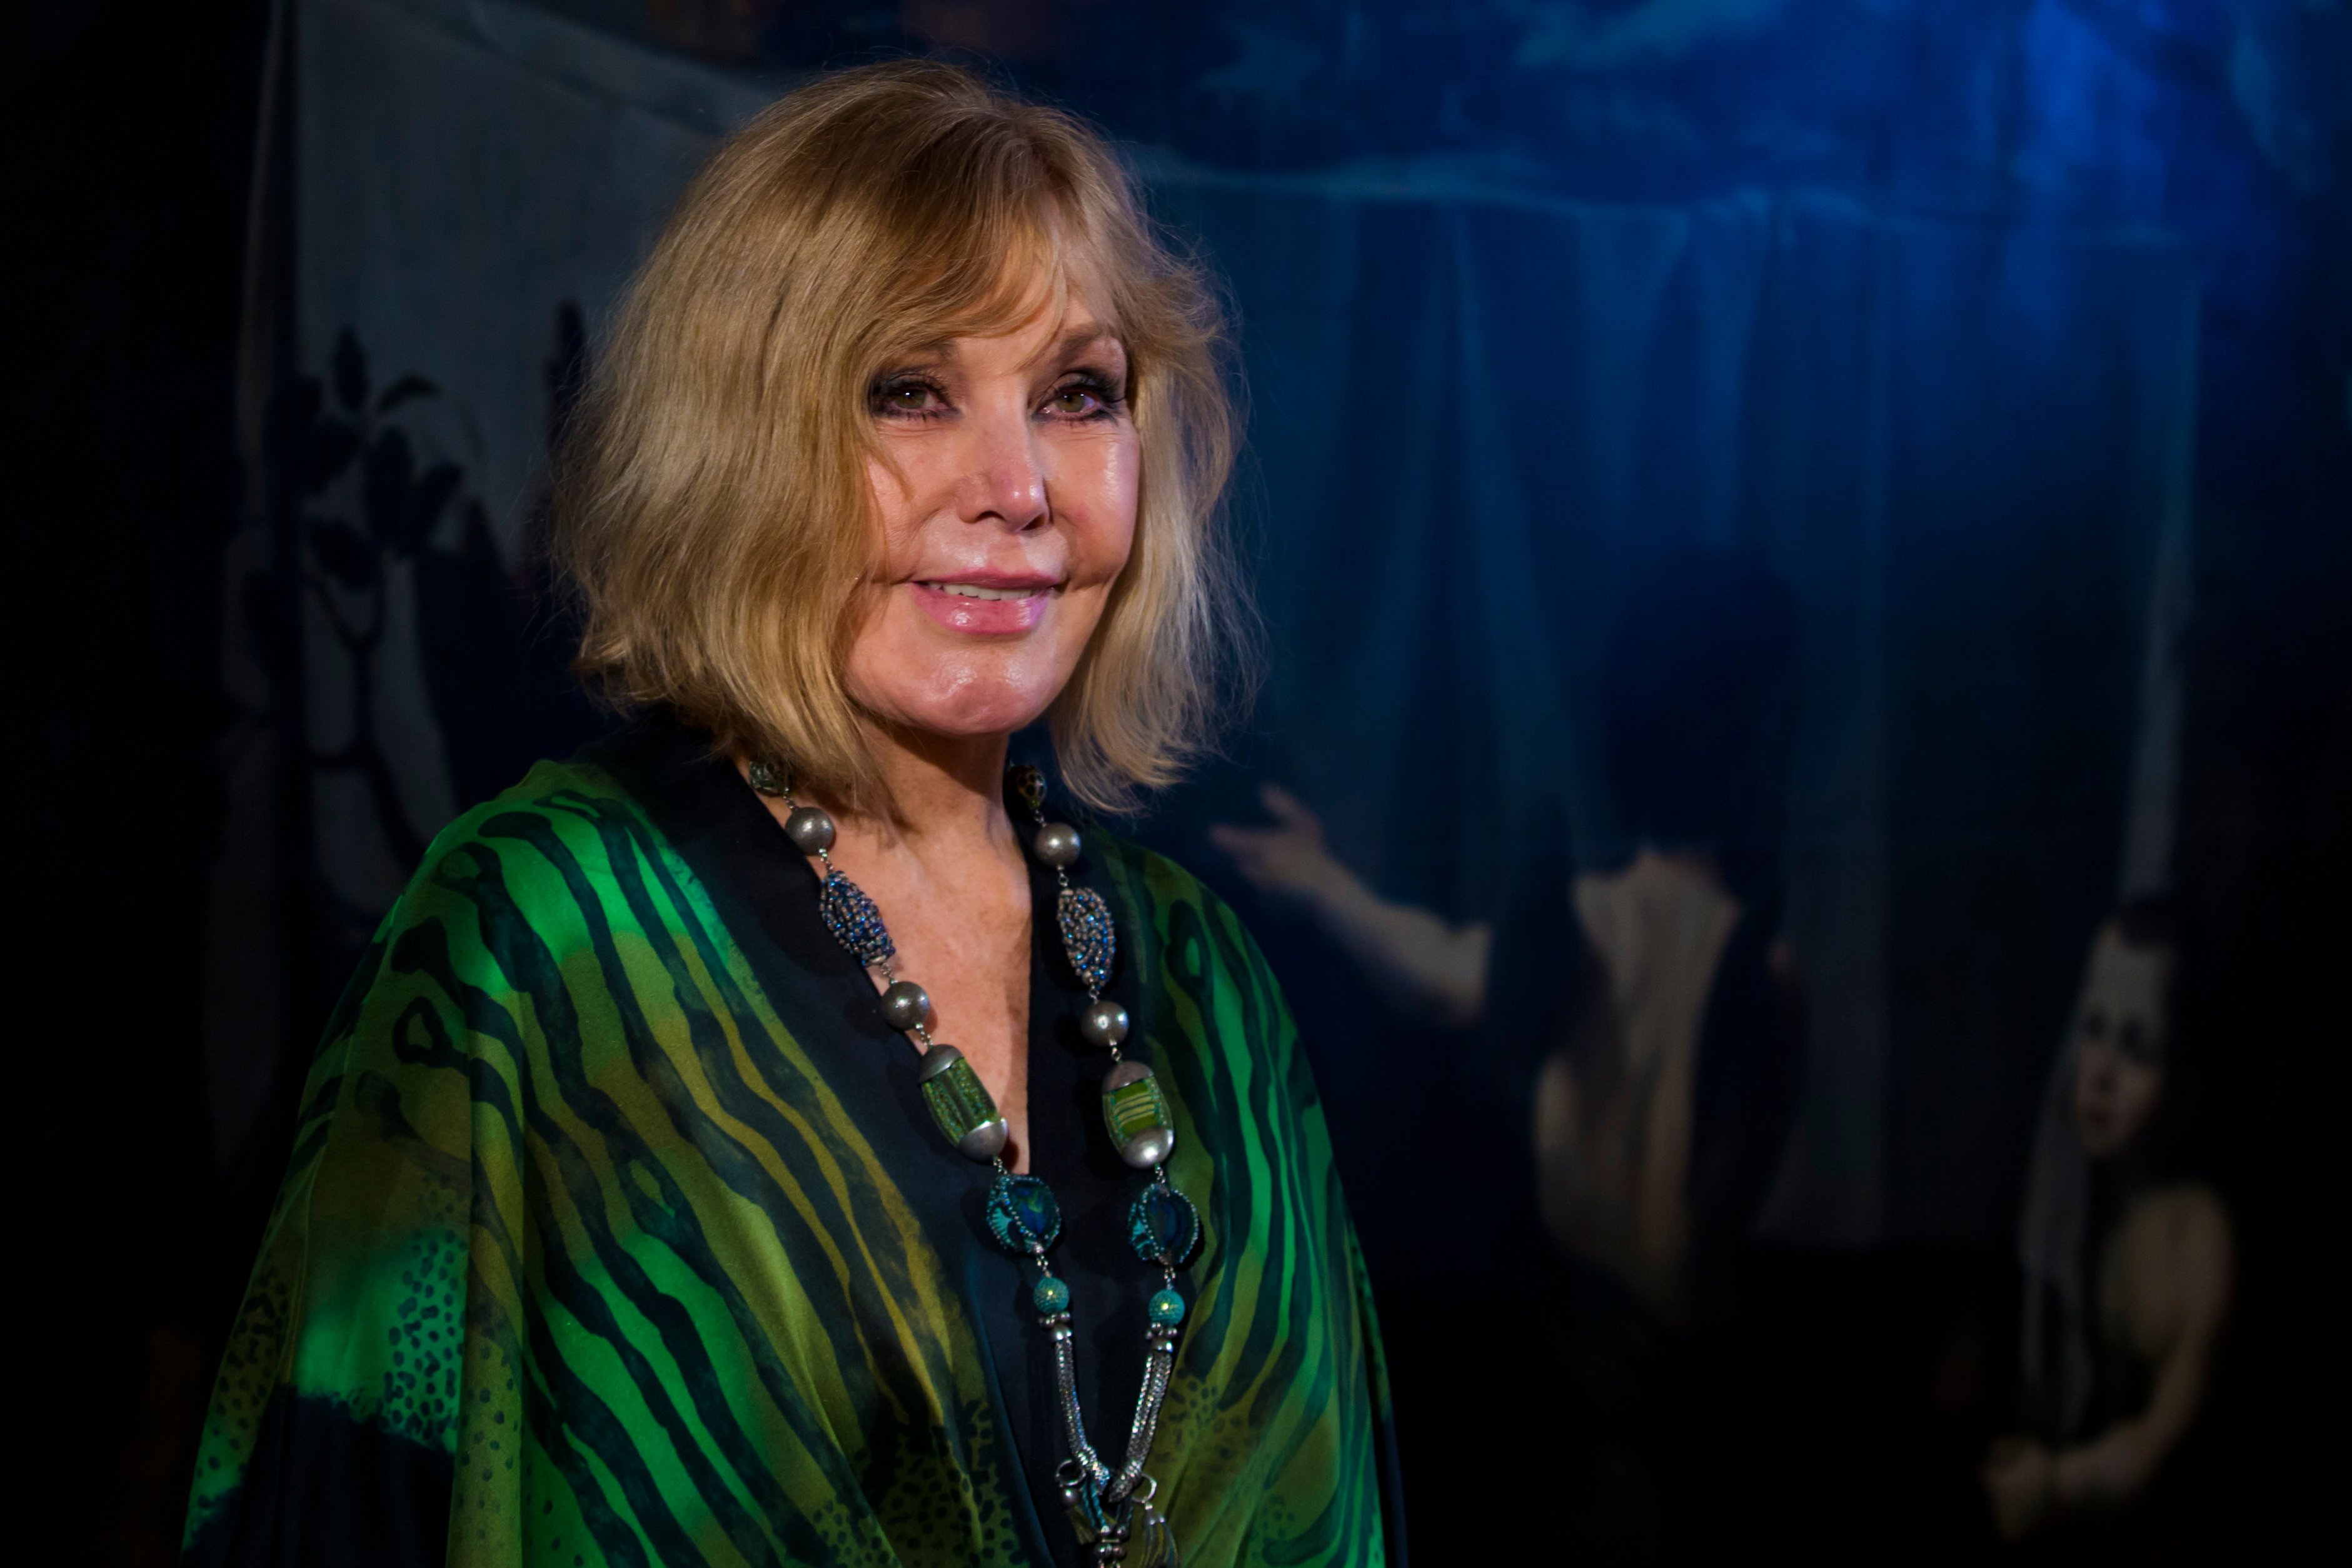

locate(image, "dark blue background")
[[9, 2, 2345, 1561]]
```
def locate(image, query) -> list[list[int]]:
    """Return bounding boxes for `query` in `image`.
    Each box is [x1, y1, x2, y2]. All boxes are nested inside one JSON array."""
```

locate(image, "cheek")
[[2074, 1048, 2108, 1103], [2115, 1065, 2166, 1133], [865, 455, 923, 571], [1059, 433, 1140, 580]]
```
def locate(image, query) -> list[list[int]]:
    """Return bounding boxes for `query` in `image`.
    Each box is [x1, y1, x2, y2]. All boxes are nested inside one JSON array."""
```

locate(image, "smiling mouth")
[[919, 581, 1052, 601]]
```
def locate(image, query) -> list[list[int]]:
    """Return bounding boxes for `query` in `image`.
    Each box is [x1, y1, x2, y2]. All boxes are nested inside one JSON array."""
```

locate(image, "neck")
[[2091, 1144, 2159, 1202], [1632, 842, 1725, 887], [843, 723, 1019, 853]]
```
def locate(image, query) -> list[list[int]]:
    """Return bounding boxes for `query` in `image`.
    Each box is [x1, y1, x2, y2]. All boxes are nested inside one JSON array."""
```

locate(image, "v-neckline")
[[586, 713, 1153, 1568]]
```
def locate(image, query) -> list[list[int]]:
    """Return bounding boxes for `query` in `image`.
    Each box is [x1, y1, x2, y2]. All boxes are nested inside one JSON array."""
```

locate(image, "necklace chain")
[[749, 758, 1192, 1567]]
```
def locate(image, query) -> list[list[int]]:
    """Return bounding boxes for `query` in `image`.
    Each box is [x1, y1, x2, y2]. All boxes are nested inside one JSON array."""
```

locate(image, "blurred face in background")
[[2072, 925, 2173, 1160]]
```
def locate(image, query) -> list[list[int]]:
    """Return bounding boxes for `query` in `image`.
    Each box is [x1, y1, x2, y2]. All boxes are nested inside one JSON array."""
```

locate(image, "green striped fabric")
[[184, 758, 1398, 1566]]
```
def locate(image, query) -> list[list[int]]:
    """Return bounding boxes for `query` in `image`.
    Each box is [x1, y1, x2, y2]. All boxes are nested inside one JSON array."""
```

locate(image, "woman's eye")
[[1042, 376, 1121, 420], [872, 378, 946, 416], [2117, 1021, 2161, 1065]]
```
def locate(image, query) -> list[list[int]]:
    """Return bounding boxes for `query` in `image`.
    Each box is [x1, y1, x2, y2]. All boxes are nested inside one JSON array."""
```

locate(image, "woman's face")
[[843, 281, 1140, 743], [2071, 927, 2171, 1160]]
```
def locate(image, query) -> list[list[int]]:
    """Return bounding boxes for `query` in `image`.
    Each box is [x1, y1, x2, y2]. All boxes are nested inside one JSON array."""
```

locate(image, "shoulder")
[[2136, 1184, 2233, 1263], [1089, 835, 1330, 1167], [2124, 1184, 2234, 1326], [1088, 833, 1300, 1068], [1090, 833, 1279, 983], [378, 756, 681, 967], [290, 761, 671, 1184]]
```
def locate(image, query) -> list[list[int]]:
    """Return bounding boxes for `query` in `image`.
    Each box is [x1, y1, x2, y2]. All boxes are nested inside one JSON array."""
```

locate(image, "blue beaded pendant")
[[1148, 1288, 1186, 1327], [1057, 886, 1117, 993], [986, 1172, 1064, 1255], [1033, 1275, 1071, 1314], [818, 871, 895, 967], [1127, 1182, 1200, 1267]]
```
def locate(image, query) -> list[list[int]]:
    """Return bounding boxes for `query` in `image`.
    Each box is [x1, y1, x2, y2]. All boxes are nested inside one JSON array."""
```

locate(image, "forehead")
[[885, 213, 1124, 357], [922, 313, 1125, 369], [2085, 928, 2171, 1015]]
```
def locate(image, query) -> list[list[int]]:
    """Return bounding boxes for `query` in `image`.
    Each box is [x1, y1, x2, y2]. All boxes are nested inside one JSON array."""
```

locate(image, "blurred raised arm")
[[1209, 784, 1491, 1028]]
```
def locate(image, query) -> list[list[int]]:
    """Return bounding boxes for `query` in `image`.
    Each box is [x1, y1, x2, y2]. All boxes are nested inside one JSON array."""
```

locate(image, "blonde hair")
[[553, 60, 1245, 813]]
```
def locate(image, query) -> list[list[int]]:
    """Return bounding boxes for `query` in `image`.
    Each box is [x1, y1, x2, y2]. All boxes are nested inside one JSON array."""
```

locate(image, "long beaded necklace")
[[747, 759, 1199, 1568]]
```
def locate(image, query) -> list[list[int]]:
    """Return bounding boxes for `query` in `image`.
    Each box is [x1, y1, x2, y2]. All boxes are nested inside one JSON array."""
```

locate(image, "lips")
[[909, 575, 1057, 635], [927, 581, 1043, 602]]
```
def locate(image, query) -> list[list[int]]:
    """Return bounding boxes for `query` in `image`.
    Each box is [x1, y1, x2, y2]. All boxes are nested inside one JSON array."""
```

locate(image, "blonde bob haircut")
[[553, 59, 1246, 814]]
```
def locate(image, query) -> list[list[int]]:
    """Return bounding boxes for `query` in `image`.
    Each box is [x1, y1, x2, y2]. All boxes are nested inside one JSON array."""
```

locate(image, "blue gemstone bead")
[[1057, 886, 1117, 993], [1033, 1275, 1070, 1315], [985, 1173, 1063, 1255], [1127, 1182, 1201, 1267], [1148, 1288, 1186, 1327], [817, 872, 895, 966]]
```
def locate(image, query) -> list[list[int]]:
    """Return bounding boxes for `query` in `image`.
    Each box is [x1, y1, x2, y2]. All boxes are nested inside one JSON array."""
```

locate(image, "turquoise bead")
[[1033, 1275, 1070, 1315], [1127, 1182, 1201, 1267], [1148, 1288, 1185, 1327], [985, 1172, 1063, 1255]]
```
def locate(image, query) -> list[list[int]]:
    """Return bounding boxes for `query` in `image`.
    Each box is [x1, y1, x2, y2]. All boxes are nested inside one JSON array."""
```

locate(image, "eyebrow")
[[1056, 326, 1123, 355], [887, 338, 955, 364]]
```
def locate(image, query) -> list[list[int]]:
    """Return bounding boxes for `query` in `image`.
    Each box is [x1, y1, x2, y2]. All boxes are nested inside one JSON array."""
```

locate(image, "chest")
[[867, 893, 1033, 1037], [826, 855, 1038, 1146]]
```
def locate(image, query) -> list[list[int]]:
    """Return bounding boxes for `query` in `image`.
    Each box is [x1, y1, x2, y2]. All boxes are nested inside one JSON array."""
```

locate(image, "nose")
[[953, 406, 1048, 531], [2079, 1047, 2116, 1097]]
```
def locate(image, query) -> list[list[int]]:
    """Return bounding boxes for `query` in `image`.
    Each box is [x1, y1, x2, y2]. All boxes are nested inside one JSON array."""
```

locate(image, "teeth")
[[930, 582, 1042, 601]]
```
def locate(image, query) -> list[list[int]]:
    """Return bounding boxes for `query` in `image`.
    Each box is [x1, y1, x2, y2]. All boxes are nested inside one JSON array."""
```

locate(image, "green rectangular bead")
[[922, 1055, 1000, 1142], [1103, 1073, 1170, 1145]]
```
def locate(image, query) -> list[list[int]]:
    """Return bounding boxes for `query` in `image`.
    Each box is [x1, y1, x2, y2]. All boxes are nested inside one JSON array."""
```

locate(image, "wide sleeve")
[[184, 819, 548, 1568]]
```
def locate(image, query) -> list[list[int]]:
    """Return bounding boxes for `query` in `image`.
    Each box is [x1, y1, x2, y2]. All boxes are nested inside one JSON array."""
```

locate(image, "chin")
[[868, 638, 1080, 733], [888, 672, 1064, 738], [901, 698, 1055, 738]]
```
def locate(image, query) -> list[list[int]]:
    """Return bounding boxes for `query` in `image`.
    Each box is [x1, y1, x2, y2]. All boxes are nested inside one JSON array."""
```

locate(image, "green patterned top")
[[184, 721, 1401, 1567]]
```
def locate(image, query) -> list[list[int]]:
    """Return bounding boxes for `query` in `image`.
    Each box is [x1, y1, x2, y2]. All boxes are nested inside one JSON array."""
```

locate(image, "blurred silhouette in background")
[[1215, 547, 1807, 1555], [1986, 898, 2232, 1550]]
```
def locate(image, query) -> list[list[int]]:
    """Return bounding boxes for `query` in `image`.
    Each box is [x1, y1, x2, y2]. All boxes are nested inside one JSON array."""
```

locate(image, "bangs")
[[864, 159, 1115, 365]]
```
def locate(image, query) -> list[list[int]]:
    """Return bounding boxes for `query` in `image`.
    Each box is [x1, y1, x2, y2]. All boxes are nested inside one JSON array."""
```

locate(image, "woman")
[[1210, 549, 1804, 1557], [1984, 899, 2231, 1545], [1210, 548, 1806, 1327], [184, 63, 1399, 1568]]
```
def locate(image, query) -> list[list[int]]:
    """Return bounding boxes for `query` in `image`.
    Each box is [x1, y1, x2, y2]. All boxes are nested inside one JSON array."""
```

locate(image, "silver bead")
[[1033, 822, 1082, 868], [957, 1118, 1010, 1161], [784, 805, 835, 853], [1118, 1126, 1175, 1170], [879, 980, 930, 1032], [1078, 999, 1130, 1048]]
